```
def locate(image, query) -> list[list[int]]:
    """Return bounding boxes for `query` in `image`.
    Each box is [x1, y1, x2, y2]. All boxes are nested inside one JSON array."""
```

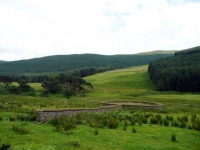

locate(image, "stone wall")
[[36, 104, 122, 122], [36, 101, 162, 122]]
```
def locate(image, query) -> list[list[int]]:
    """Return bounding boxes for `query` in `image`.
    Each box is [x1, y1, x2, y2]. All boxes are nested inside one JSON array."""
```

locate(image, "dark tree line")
[[8, 66, 115, 83], [0, 74, 93, 99], [148, 46, 200, 92], [41, 74, 93, 98]]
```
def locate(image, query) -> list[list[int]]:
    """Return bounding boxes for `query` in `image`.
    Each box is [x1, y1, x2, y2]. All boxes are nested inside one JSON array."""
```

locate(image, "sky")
[[0, 0, 200, 61]]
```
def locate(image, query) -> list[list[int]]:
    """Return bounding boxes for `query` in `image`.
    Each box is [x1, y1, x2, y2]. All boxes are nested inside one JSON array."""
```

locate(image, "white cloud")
[[0, 0, 200, 61]]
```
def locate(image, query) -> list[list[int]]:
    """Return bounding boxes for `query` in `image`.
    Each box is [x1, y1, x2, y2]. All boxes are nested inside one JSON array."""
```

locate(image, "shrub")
[[169, 116, 174, 121], [192, 119, 200, 131], [144, 113, 153, 118], [130, 118, 136, 125], [68, 140, 80, 148], [155, 114, 162, 121], [13, 125, 29, 134], [0, 115, 2, 121], [9, 116, 15, 121], [66, 130, 73, 135], [123, 125, 127, 131], [138, 120, 142, 126], [0, 143, 11, 150], [171, 133, 176, 142], [172, 120, 179, 127], [188, 125, 193, 130], [164, 119, 169, 126], [180, 121, 187, 128], [181, 115, 188, 122], [142, 117, 148, 124], [17, 114, 29, 121], [124, 120, 128, 127], [17, 113, 37, 122], [27, 91, 36, 97], [76, 113, 89, 125], [132, 127, 137, 133], [94, 128, 99, 135], [88, 113, 107, 128], [108, 117, 118, 129], [150, 117, 158, 124], [50, 115, 76, 133], [159, 119, 163, 125]]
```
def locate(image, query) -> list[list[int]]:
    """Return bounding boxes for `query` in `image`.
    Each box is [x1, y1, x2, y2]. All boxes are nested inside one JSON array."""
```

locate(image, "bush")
[[155, 114, 162, 121], [132, 127, 137, 133], [181, 115, 188, 122], [13, 125, 29, 134], [124, 120, 128, 127], [94, 128, 99, 135], [192, 119, 200, 131], [17, 113, 36, 121], [164, 119, 169, 126], [76, 113, 89, 125], [150, 117, 158, 124], [142, 117, 148, 124], [123, 125, 127, 131], [0, 115, 2, 121], [169, 116, 174, 121], [6, 85, 20, 94], [68, 140, 80, 148], [66, 130, 73, 135], [180, 121, 187, 128], [172, 120, 179, 127], [108, 117, 118, 129], [144, 113, 153, 118], [138, 120, 142, 126], [159, 119, 163, 125], [171, 133, 176, 142], [191, 114, 196, 122], [88, 113, 108, 128], [166, 115, 170, 120], [0, 86, 9, 95], [9, 116, 15, 121], [0, 143, 11, 150], [188, 125, 193, 130], [27, 91, 36, 97], [130, 118, 136, 125], [50, 115, 76, 133]]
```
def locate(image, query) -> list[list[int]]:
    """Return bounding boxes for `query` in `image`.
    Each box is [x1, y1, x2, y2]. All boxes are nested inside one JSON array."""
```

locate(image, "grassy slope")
[[84, 65, 200, 107], [0, 65, 200, 149]]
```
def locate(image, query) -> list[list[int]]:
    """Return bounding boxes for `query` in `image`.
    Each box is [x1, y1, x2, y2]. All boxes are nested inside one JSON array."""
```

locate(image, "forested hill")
[[148, 46, 200, 92], [0, 53, 173, 75], [0, 61, 7, 64]]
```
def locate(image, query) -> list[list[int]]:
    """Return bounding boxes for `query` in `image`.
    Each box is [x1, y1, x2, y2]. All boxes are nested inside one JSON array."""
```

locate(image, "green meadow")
[[0, 65, 200, 149]]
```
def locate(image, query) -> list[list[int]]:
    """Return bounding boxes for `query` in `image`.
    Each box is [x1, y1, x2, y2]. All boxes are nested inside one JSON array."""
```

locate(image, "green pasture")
[[0, 65, 200, 149], [0, 111, 200, 150]]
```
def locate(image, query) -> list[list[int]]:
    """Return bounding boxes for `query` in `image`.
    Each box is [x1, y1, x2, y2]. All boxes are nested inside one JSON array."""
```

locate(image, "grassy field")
[[0, 65, 200, 149]]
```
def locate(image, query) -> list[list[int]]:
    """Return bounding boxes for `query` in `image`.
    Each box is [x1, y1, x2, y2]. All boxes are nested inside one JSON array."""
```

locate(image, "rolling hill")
[[0, 53, 173, 75], [137, 50, 177, 55]]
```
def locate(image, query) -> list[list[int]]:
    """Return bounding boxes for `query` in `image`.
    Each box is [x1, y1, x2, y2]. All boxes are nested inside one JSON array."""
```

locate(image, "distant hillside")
[[137, 50, 177, 55], [0, 60, 7, 63], [0, 53, 173, 76], [148, 46, 200, 92]]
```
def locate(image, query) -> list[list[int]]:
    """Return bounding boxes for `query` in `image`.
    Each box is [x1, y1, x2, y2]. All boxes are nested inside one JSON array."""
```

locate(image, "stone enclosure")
[[36, 101, 163, 122]]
